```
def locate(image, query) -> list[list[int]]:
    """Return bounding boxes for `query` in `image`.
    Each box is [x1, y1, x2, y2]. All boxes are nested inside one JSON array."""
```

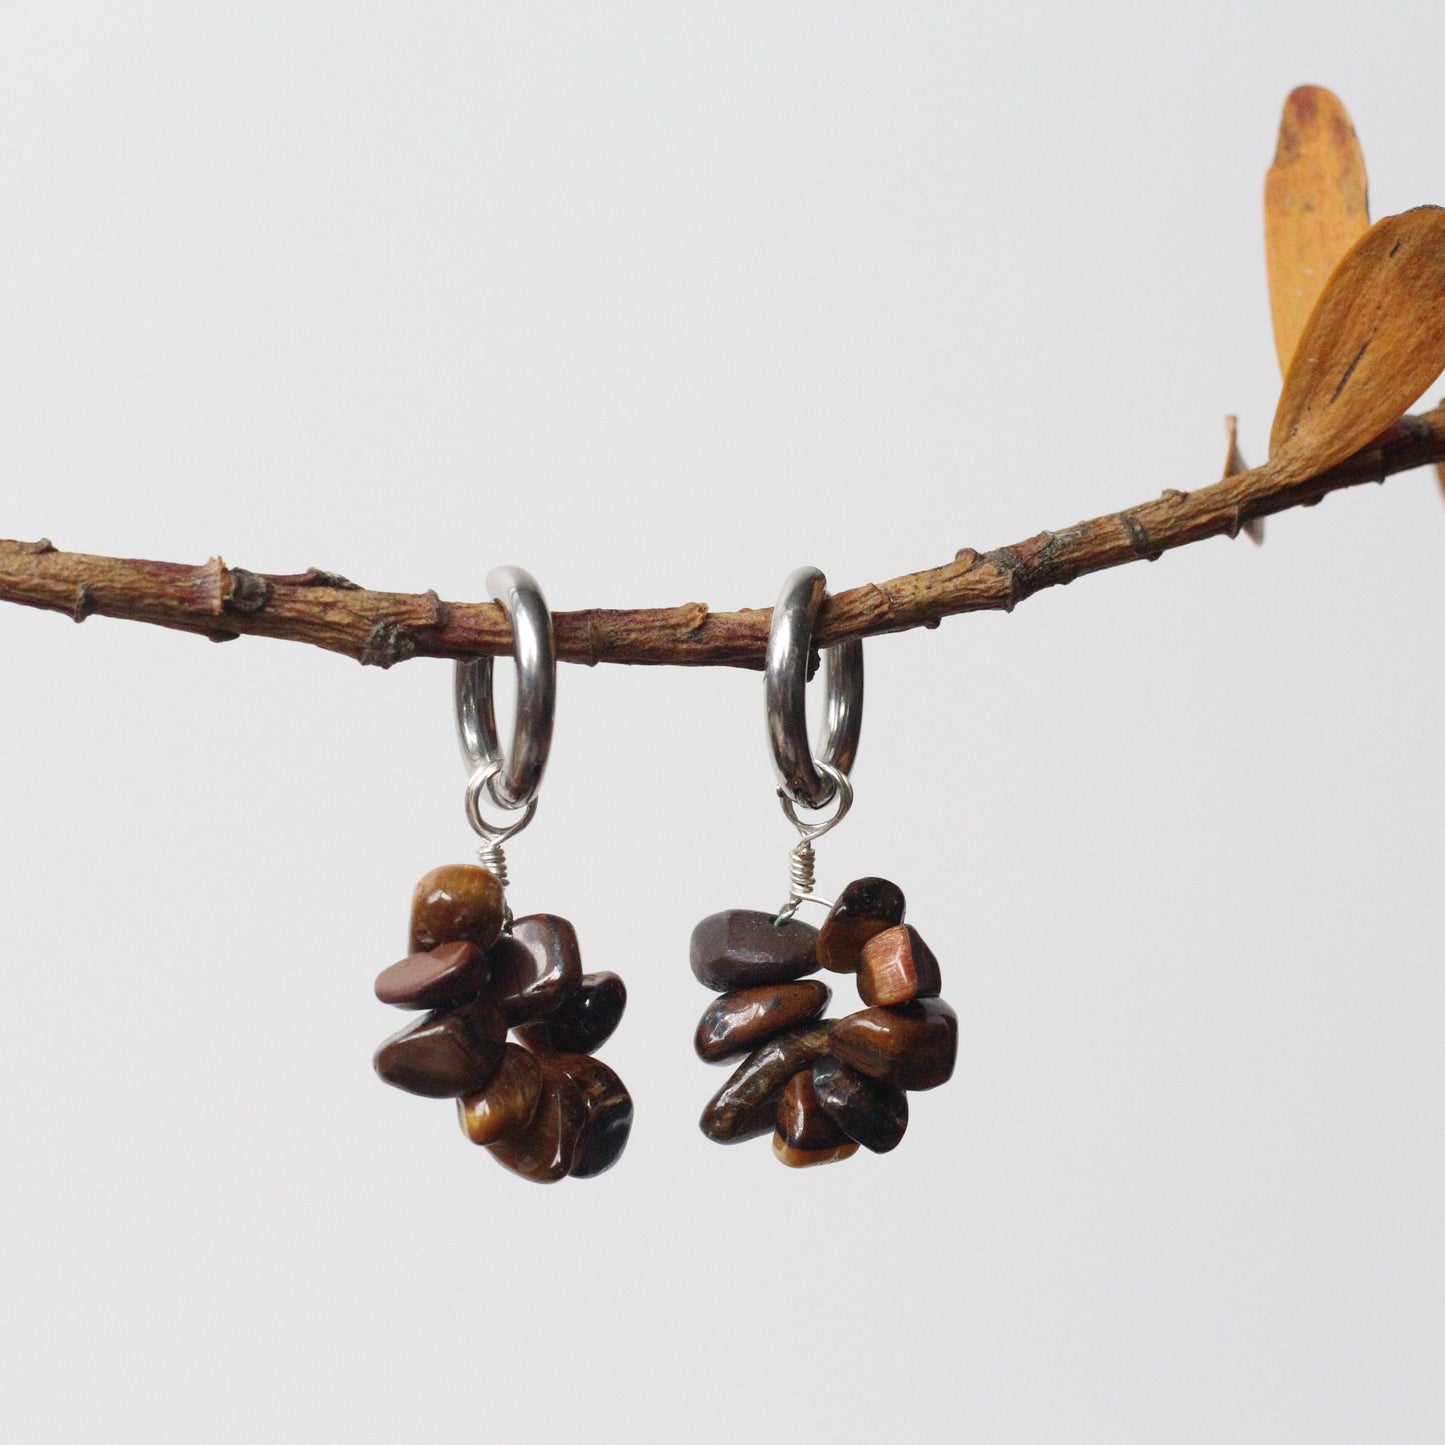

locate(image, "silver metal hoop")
[[454, 565, 556, 810], [764, 566, 863, 810]]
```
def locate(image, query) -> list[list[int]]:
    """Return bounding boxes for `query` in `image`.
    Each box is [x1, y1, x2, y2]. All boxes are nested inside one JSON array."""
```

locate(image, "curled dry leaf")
[[1265, 86, 1370, 377], [1269, 206, 1445, 485]]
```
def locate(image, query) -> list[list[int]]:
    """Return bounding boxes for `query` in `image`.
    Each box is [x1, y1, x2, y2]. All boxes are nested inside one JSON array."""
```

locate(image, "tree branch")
[[4, 403, 1443, 670]]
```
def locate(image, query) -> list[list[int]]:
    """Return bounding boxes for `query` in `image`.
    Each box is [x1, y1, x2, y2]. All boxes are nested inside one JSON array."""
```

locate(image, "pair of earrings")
[[371, 566, 957, 1182]]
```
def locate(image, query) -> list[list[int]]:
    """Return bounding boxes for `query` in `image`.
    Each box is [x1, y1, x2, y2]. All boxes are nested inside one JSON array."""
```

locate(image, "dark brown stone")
[[829, 999, 958, 1091], [487, 1062, 588, 1183], [373, 995, 507, 1098], [699, 1021, 835, 1143], [552, 1053, 634, 1178], [690, 909, 820, 991], [816, 877, 906, 973], [375, 940, 488, 1010], [776, 1068, 850, 1151], [515, 971, 626, 1054], [857, 925, 941, 1007], [811, 1055, 909, 1153], [409, 864, 506, 955], [771, 1134, 859, 1168], [456, 1044, 545, 1145], [694, 980, 831, 1063], [489, 915, 583, 1025]]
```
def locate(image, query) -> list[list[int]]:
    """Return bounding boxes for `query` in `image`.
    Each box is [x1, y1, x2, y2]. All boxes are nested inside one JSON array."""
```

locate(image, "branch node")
[[1159, 488, 1190, 504], [359, 619, 417, 669], [226, 567, 273, 615], [423, 589, 450, 629], [71, 584, 94, 623], [954, 547, 982, 572], [1120, 512, 1161, 560], [23, 538, 55, 555]]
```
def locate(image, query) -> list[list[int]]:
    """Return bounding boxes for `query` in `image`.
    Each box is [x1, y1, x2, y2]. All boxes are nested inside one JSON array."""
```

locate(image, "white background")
[[3, 4, 1443, 1441]]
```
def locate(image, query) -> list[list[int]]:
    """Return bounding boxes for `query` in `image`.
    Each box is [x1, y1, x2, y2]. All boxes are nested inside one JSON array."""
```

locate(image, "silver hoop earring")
[[691, 565, 958, 1168], [371, 566, 633, 1183]]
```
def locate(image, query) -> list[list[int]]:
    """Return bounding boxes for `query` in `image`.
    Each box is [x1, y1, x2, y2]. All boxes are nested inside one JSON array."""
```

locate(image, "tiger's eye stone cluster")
[[692, 878, 955, 1169], [374, 864, 632, 1183]]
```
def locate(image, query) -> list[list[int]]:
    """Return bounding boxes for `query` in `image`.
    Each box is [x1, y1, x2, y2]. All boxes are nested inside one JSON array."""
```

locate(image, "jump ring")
[[764, 566, 863, 809], [464, 761, 539, 844], [454, 565, 556, 810]]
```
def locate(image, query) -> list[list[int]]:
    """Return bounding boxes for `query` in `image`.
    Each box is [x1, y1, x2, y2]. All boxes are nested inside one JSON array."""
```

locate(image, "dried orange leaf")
[[1265, 86, 1369, 376], [1221, 415, 1265, 544], [1269, 206, 1445, 484]]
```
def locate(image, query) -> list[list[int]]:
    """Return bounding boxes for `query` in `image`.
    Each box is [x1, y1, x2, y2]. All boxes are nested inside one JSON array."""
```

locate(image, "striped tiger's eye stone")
[[375, 940, 488, 1010], [487, 1064, 588, 1184], [816, 877, 906, 973], [374, 995, 507, 1098], [694, 980, 831, 1063], [700, 1021, 835, 1143], [811, 1055, 908, 1153], [409, 865, 506, 955], [776, 1068, 850, 1152], [457, 1044, 545, 1145], [516, 971, 626, 1054], [857, 925, 941, 1007], [552, 1053, 634, 1178], [489, 915, 583, 1026], [690, 910, 820, 992], [771, 1134, 859, 1169], [829, 999, 958, 1092]]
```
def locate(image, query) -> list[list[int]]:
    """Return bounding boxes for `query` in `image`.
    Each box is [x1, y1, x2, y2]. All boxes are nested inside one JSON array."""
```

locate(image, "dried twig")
[[3, 402, 1443, 669]]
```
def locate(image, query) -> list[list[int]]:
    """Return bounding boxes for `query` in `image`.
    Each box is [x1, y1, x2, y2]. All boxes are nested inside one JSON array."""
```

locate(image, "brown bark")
[[3, 402, 1443, 670]]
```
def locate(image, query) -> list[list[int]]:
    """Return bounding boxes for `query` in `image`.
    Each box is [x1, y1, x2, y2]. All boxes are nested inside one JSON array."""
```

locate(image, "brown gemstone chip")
[[457, 1044, 545, 1145], [811, 1055, 908, 1153], [373, 994, 507, 1098], [516, 971, 626, 1055], [489, 915, 583, 1026], [816, 877, 906, 973], [552, 1052, 634, 1178], [487, 1062, 588, 1184], [690, 909, 820, 992], [375, 941, 488, 1010], [829, 999, 958, 1092], [776, 1068, 850, 1152], [771, 1134, 860, 1169], [857, 925, 941, 1007], [700, 1021, 835, 1144], [409, 864, 506, 955], [694, 980, 831, 1064]]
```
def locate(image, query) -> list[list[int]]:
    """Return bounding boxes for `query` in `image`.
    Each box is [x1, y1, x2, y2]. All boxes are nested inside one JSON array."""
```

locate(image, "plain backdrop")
[[2, 4, 1443, 1442]]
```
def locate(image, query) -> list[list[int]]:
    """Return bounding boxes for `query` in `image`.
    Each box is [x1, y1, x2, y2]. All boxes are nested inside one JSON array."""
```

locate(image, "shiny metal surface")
[[454, 565, 556, 810], [763, 565, 863, 809]]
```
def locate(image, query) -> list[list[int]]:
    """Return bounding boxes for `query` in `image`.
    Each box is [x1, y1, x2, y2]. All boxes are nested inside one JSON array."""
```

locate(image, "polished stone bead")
[[551, 1052, 634, 1178], [694, 980, 831, 1063], [489, 915, 583, 1025], [771, 1134, 860, 1169], [375, 941, 488, 1010], [515, 972, 626, 1054], [829, 999, 958, 1091], [456, 1044, 545, 1145], [776, 1068, 850, 1152], [811, 1055, 909, 1153], [816, 877, 906, 973], [699, 1021, 834, 1143], [409, 864, 506, 955], [690, 910, 820, 991], [857, 925, 941, 1007], [487, 1062, 588, 1183], [373, 995, 507, 1098]]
